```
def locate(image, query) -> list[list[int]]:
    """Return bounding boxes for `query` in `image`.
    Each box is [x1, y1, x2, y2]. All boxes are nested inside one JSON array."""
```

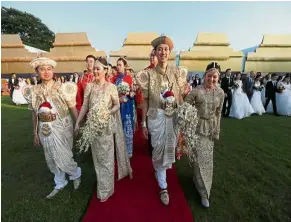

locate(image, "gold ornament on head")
[[94, 57, 108, 69], [29, 57, 57, 70], [205, 61, 220, 76]]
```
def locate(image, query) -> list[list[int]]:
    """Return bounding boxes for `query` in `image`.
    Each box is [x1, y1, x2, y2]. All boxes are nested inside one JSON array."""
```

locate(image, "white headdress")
[[29, 57, 57, 70]]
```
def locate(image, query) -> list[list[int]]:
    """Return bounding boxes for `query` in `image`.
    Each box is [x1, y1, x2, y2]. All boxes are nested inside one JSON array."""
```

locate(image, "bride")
[[251, 75, 266, 115], [229, 73, 254, 119], [276, 74, 291, 116], [12, 77, 28, 105]]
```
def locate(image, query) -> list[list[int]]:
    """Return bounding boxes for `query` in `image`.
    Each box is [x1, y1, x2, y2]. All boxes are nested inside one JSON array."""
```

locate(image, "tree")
[[1, 7, 55, 51]]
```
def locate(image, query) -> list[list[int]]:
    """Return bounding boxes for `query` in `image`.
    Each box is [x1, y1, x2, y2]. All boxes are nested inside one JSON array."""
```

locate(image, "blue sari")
[[114, 74, 134, 157]]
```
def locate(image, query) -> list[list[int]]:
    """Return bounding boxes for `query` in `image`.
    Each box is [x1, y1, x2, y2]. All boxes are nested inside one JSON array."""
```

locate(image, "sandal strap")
[[160, 189, 168, 195]]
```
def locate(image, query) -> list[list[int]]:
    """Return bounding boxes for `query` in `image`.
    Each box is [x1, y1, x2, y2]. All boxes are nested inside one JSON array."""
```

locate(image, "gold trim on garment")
[[41, 124, 52, 136], [161, 100, 177, 116], [38, 113, 56, 122]]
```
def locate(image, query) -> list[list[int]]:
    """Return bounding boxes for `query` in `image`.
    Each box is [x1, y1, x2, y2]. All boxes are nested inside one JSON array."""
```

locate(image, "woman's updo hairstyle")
[[117, 57, 128, 67], [95, 56, 108, 68], [206, 62, 221, 73], [204, 62, 221, 77], [94, 57, 108, 76]]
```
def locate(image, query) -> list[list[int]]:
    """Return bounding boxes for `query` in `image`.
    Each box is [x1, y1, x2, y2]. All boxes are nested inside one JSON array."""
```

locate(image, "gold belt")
[[200, 116, 215, 120], [160, 101, 177, 110], [38, 113, 56, 122]]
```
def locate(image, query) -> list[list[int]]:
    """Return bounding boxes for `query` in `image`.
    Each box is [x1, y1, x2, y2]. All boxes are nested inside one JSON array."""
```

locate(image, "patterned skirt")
[[192, 135, 214, 199]]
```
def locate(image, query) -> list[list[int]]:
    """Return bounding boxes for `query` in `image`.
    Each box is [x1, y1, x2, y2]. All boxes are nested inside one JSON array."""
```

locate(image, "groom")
[[264, 73, 279, 116], [242, 71, 256, 101], [221, 68, 233, 117]]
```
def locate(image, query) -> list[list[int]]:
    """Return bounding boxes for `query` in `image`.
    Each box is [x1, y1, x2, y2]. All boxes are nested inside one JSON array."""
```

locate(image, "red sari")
[[76, 73, 94, 111]]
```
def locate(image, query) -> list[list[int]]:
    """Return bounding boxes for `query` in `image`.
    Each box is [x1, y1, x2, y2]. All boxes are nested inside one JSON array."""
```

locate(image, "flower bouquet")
[[117, 81, 130, 103], [77, 98, 111, 153], [38, 101, 56, 114], [277, 85, 285, 93], [160, 84, 177, 116], [233, 82, 240, 89], [176, 102, 199, 164], [117, 81, 130, 95]]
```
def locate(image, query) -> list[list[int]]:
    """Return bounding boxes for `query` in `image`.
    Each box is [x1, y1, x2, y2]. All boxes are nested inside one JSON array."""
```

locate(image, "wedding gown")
[[12, 80, 28, 105], [276, 82, 291, 116], [251, 81, 266, 115], [229, 80, 254, 119]]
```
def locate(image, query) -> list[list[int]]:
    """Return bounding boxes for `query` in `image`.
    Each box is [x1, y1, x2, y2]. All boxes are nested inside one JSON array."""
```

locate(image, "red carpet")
[[83, 116, 193, 222]]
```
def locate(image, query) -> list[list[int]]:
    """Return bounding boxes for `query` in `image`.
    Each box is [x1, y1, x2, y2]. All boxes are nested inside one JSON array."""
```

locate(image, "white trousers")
[[155, 165, 172, 190], [54, 166, 81, 190]]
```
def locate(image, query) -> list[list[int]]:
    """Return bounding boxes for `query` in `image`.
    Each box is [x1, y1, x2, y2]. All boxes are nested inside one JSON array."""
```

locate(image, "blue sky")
[[2, 1, 291, 54]]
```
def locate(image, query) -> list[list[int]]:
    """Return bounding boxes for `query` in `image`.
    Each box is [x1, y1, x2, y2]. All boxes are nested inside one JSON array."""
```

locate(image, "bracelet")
[[141, 121, 147, 128]]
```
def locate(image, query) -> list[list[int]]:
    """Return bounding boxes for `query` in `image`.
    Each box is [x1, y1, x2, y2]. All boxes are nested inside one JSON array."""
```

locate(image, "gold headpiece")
[[94, 60, 108, 69], [151, 35, 174, 50], [29, 57, 57, 70], [204, 62, 220, 76]]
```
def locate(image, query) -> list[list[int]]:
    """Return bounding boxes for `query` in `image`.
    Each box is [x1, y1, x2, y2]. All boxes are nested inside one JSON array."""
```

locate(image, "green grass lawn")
[[2, 96, 291, 222]]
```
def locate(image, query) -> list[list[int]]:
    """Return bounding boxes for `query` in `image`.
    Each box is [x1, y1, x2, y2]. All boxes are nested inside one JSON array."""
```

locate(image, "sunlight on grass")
[[2, 96, 291, 222]]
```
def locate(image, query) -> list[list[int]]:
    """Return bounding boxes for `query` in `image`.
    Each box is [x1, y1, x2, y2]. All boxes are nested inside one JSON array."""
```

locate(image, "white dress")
[[276, 82, 291, 116], [251, 81, 266, 115], [229, 80, 255, 119], [12, 81, 28, 105]]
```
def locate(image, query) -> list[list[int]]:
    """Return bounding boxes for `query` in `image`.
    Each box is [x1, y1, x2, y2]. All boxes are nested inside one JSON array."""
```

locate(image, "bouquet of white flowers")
[[233, 82, 240, 89], [277, 85, 285, 93], [117, 81, 130, 95], [176, 102, 199, 164], [77, 97, 111, 153]]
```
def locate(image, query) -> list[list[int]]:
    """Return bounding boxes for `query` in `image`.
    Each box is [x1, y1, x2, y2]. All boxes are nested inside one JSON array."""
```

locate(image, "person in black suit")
[[221, 68, 234, 117], [8, 73, 19, 98], [31, 75, 40, 85], [264, 73, 279, 116], [242, 71, 256, 101], [192, 74, 201, 88]]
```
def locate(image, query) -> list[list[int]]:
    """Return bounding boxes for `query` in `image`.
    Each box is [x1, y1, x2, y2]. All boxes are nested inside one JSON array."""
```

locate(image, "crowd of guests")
[[188, 70, 291, 118], [220, 70, 291, 118]]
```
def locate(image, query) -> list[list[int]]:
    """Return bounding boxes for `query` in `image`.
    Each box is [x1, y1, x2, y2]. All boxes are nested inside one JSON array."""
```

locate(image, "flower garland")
[[77, 96, 111, 153], [176, 102, 199, 164]]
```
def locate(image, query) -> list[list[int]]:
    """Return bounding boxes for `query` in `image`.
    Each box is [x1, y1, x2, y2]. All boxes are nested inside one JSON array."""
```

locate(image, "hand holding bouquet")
[[117, 82, 130, 95], [233, 82, 239, 89], [117, 81, 131, 103], [277, 85, 285, 93]]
